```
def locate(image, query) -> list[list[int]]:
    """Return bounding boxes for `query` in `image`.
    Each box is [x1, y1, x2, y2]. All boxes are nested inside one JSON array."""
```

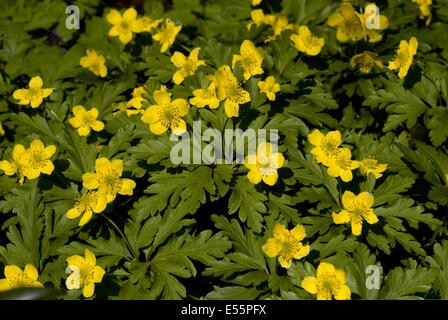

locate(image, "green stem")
[[221, 116, 229, 134], [100, 212, 138, 260]]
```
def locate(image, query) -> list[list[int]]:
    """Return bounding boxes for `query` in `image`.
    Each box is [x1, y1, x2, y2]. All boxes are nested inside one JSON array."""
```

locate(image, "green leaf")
[[228, 176, 267, 233], [373, 175, 415, 206], [378, 259, 435, 299], [425, 241, 448, 299]]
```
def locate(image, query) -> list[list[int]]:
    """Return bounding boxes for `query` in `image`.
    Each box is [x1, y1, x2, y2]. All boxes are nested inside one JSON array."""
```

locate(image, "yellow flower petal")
[[334, 284, 351, 300], [358, 192, 374, 208], [79, 209, 93, 226], [342, 191, 356, 211], [262, 172, 278, 185], [308, 129, 324, 146], [93, 266, 105, 283], [150, 121, 169, 135], [66, 255, 84, 266], [78, 126, 91, 136], [316, 262, 335, 278], [262, 238, 281, 257], [351, 215, 363, 236], [67, 207, 82, 219], [247, 169, 262, 184], [107, 9, 122, 25], [332, 210, 351, 224], [273, 223, 288, 241], [85, 248, 96, 266], [123, 8, 137, 21], [171, 99, 190, 117], [93, 192, 107, 213], [170, 51, 187, 66], [0, 279, 11, 292], [224, 100, 239, 118], [29, 76, 43, 90], [301, 276, 318, 294], [119, 178, 136, 196], [290, 225, 306, 241], [362, 209, 378, 225], [24, 264, 39, 281], [82, 172, 99, 190], [83, 282, 95, 298], [4, 265, 22, 279]]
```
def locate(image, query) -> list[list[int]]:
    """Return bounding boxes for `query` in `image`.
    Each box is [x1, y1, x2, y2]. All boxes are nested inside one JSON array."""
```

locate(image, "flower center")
[[397, 50, 409, 66], [182, 61, 195, 75], [100, 171, 121, 195], [76, 191, 96, 211], [226, 85, 246, 103], [82, 114, 95, 126], [352, 207, 364, 216], [363, 158, 377, 169], [120, 21, 130, 31], [30, 151, 46, 168], [335, 155, 351, 168], [241, 54, 258, 69]]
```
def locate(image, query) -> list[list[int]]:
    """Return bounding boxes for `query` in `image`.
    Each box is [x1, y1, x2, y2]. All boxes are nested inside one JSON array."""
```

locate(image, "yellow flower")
[[301, 262, 351, 300], [82, 157, 136, 203], [0, 144, 27, 184], [80, 50, 107, 78], [247, 9, 268, 30], [107, 8, 140, 44], [290, 26, 325, 56], [208, 65, 250, 118], [327, 2, 365, 42], [208, 65, 235, 100], [189, 82, 220, 109], [332, 191, 378, 236], [133, 15, 163, 33], [152, 19, 182, 53], [0, 121, 4, 136], [222, 81, 251, 118], [350, 51, 383, 73], [388, 37, 418, 79], [126, 87, 147, 116], [359, 158, 388, 178], [68, 106, 104, 136], [21, 139, 56, 180], [258, 76, 280, 101], [262, 223, 310, 268], [66, 248, 105, 298], [412, 0, 432, 26], [252, 0, 262, 5], [141, 86, 190, 135], [0, 264, 43, 292], [112, 101, 129, 116], [360, 4, 389, 43], [244, 142, 285, 186], [66, 191, 108, 226], [264, 13, 295, 42], [327, 148, 360, 182], [12, 76, 53, 108], [232, 40, 264, 81], [308, 129, 342, 166], [171, 48, 206, 84]]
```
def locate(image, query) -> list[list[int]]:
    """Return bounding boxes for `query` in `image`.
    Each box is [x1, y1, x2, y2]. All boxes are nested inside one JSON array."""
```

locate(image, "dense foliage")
[[0, 0, 448, 300]]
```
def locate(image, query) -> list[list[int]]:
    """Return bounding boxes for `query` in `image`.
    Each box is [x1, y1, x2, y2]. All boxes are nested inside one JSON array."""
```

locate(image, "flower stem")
[[99, 212, 138, 260]]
